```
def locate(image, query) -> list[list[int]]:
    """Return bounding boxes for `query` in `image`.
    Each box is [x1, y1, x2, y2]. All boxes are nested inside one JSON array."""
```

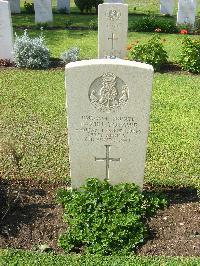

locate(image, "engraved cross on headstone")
[[95, 145, 121, 180], [108, 33, 118, 50]]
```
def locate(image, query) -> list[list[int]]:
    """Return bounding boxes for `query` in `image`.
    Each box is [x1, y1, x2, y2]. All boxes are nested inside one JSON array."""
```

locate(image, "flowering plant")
[[127, 44, 133, 50], [129, 35, 168, 71], [179, 37, 200, 73], [155, 28, 162, 33], [180, 29, 188, 35]]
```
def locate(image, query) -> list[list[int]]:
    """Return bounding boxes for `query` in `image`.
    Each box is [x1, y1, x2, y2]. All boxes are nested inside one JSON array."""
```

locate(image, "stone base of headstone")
[[66, 59, 154, 190]]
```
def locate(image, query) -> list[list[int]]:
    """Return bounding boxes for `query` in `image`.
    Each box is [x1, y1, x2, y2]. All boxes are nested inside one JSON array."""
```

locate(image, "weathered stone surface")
[[57, 0, 70, 14], [0, 0, 13, 60], [160, 0, 175, 16], [98, 3, 128, 59], [66, 59, 154, 189], [177, 0, 197, 25], [34, 0, 53, 24]]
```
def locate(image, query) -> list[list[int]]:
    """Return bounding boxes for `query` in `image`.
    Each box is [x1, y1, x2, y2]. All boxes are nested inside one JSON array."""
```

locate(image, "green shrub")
[[58, 178, 167, 255], [179, 37, 200, 74], [74, 0, 103, 14], [14, 30, 50, 69], [65, 19, 73, 28], [129, 35, 168, 71], [60, 47, 80, 64], [89, 19, 98, 30], [24, 1, 34, 14], [129, 16, 178, 33], [194, 17, 200, 35]]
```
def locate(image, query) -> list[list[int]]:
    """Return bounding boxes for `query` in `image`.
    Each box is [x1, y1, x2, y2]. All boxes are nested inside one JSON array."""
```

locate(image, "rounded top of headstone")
[[65, 59, 154, 72]]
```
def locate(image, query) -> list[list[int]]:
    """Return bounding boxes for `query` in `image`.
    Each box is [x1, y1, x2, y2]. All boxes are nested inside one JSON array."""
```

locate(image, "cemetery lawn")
[[1, 249, 200, 266], [0, 69, 199, 188], [13, 29, 200, 63]]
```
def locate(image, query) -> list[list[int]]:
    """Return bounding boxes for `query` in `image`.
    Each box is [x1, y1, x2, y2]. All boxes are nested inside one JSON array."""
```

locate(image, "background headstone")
[[98, 3, 128, 59], [8, 0, 20, 14], [0, 0, 13, 60], [57, 0, 70, 14], [104, 0, 124, 3], [66, 59, 154, 189], [177, 0, 197, 25], [34, 0, 53, 24], [160, 0, 175, 16]]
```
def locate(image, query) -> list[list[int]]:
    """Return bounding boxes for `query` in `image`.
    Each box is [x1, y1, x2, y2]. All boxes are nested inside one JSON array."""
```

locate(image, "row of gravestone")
[[7, 0, 198, 26], [0, 1, 128, 61], [8, 0, 70, 15], [161, 0, 197, 25], [109, 0, 198, 25]]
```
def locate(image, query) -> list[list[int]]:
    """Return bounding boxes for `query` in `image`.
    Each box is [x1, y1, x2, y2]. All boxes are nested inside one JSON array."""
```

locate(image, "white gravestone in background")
[[34, 0, 53, 24], [104, 1, 124, 3], [98, 3, 128, 59], [0, 0, 13, 60], [160, 0, 175, 16], [66, 59, 154, 189], [8, 0, 20, 14], [177, 0, 197, 25], [57, 0, 70, 14]]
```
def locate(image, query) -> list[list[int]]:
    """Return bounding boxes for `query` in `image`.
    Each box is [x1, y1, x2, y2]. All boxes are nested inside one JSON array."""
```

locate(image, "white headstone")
[[160, 0, 175, 16], [34, 0, 53, 24], [104, 0, 124, 3], [57, 0, 70, 14], [98, 3, 128, 59], [177, 0, 197, 25], [8, 0, 20, 14], [66, 59, 154, 189], [0, 0, 13, 60]]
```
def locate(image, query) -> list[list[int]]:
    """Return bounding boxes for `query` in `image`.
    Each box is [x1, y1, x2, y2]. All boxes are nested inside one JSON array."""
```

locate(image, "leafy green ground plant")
[[58, 178, 167, 255], [129, 16, 178, 33], [129, 35, 168, 71], [179, 37, 200, 73], [1, 249, 200, 266]]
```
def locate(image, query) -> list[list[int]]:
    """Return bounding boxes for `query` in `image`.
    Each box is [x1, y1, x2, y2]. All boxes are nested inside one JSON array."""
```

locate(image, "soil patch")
[[0, 179, 199, 256]]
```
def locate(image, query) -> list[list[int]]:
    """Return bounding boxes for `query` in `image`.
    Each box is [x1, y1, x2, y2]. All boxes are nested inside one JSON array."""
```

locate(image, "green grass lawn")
[[0, 69, 199, 187], [13, 28, 199, 62], [1, 249, 200, 266]]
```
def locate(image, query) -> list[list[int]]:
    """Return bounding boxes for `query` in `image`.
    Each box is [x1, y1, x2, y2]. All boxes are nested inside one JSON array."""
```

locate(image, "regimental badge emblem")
[[107, 9, 121, 21], [88, 73, 129, 113]]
